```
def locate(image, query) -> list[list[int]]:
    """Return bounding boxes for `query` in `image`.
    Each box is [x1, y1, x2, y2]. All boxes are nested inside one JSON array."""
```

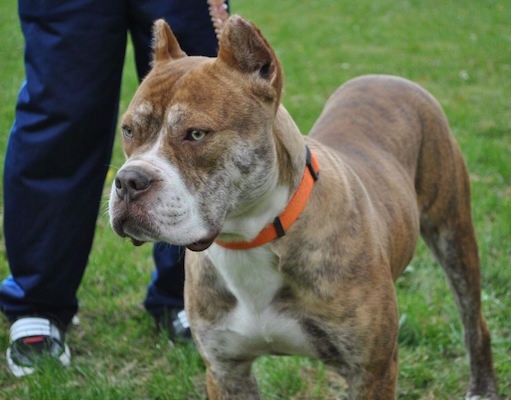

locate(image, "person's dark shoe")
[[6, 317, 71, 377], [155, 308, 192, 341]]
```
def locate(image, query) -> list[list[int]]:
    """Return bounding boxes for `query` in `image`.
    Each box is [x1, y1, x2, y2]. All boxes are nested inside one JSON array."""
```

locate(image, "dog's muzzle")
[[110, 167, 154, 245], [114, 167, 153, 203]]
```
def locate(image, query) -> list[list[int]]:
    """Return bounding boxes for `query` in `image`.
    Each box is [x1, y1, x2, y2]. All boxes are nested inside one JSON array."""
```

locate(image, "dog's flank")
[[109, 15, 500, 400]]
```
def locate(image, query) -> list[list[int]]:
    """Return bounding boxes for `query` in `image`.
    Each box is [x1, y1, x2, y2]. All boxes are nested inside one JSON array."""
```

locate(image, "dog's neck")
[[273, 104, 307, 188], [218, 105, 306, 243]]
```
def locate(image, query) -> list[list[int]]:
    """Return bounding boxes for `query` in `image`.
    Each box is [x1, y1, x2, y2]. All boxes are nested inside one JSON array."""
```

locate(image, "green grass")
[[1, 0, 510, 398]]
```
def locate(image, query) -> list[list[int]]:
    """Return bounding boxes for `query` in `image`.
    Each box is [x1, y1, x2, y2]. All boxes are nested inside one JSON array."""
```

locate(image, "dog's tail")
[[207, 0, 230, 42]]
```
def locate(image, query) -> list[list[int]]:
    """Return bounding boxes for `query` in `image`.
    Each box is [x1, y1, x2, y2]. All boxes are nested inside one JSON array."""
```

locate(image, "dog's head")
[[109, 16, 285, 251]]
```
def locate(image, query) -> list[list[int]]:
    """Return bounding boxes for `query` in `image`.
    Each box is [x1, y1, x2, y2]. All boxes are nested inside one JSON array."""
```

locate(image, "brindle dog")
[[109, 16, 500, 400]]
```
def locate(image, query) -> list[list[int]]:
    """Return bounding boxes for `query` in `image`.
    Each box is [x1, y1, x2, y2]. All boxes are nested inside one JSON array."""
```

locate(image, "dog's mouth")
[[122, 230, 218, 252], [117, 218, 218, 252], [123, 230, 216, 252], [186, 238, 215, 252], [186, 229, 219, 252], [111, 201, 221, 251], [129, 237, 146, 247]]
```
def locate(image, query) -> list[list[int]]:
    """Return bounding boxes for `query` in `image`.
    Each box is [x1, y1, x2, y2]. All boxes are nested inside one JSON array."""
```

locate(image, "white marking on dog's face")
[[109, 132, 214, 248], [135, 101, 153, 119], [166, 103, 185, 127]]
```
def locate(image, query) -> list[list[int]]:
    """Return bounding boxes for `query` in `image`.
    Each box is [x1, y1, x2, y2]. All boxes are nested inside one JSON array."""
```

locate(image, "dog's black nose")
[[114, 168, 152, 201]]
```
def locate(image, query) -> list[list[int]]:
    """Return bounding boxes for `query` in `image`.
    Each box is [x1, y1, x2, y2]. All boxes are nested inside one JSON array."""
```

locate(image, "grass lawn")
[[0, 0, 510, 399]]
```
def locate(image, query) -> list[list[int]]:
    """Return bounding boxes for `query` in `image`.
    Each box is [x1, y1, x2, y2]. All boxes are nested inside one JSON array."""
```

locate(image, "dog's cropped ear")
[[218, 15, 283, 103], [152, 19, 187, 63]]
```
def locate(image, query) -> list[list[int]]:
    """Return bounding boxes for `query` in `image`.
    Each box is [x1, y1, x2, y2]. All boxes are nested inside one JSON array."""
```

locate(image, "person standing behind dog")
[[0, 0, 229, 377]]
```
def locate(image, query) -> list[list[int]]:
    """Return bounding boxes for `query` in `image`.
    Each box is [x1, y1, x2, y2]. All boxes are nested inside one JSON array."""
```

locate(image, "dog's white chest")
[[207, 246, 314, 357]]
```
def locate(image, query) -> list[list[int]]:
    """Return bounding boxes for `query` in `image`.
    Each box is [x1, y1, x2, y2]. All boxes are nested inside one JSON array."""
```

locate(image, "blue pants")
[[0, 0, 222, 326]]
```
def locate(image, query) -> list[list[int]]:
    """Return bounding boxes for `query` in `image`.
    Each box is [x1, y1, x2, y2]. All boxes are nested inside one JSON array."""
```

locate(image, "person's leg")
[[126, 0, 226, 323], [0, 0, 128, 327], [144, 243, 186, 320]]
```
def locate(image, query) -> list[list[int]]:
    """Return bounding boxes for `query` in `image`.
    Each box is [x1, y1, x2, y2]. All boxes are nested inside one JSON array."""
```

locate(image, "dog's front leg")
[[205, 359, 260, 400], [347, 350, 398, 400], [185, 253, 261, 399]]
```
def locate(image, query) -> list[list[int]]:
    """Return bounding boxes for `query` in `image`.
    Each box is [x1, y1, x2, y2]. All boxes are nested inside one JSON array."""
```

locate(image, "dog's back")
[[308, 75, 471, 275], [310, 75, 455, 193]]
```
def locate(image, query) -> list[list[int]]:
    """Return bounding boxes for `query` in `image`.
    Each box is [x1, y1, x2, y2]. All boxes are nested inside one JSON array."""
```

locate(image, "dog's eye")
[[121, 125, 133, 140], [185, 128, 208, 142]]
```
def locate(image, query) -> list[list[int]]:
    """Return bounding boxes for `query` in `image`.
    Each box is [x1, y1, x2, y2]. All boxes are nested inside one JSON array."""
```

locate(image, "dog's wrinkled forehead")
[[136, 57, 249, 118], [126, 57, 261, 136], [131, 101, 154, 124], [121, 57, 218, 149], [132, 56, 211, 110]]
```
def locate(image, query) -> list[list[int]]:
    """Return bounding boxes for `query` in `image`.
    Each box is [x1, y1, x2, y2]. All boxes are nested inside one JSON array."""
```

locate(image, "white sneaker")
[[6, 317, 71, 377]]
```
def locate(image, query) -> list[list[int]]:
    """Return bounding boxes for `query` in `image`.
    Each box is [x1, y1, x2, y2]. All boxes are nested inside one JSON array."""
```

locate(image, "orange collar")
[[215, 146, 320, 250]]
